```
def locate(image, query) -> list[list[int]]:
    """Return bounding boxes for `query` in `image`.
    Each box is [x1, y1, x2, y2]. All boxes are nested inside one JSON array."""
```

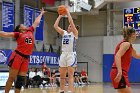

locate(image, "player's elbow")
[[53, 24, 57, 27], [53, 24, 56, 28], [54, 24, 58, 29], [132, 54, 140, 59]]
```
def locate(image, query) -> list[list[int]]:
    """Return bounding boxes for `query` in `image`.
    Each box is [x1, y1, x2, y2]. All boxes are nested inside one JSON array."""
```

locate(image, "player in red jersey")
[[0, 8, 45, 93], [110, 26, 140, 93]]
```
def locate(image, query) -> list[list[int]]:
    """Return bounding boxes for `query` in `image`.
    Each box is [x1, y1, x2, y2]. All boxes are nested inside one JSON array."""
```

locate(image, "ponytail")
[[122, 26, 135, 41], [76, 25, 79, 30], [14, 25, 20, 32]]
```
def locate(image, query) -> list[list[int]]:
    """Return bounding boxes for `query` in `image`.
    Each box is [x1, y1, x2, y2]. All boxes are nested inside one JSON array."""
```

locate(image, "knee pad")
[[15, 75, 26, 89]]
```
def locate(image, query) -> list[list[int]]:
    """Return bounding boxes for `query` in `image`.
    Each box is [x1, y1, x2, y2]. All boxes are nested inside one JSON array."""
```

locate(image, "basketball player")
[[110, 26, 140, 93], [54, 7, 78, 93], [0, 8, 45, 93]]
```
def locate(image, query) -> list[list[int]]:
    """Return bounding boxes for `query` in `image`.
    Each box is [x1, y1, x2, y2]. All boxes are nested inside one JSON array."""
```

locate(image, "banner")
[[2, 1, 14, 32], [0, 50, 12, 64], [30, 51, 59, 66], [24, 5, 34, 27], [0, 49, 59, 66], [34, 9, 44, 41]]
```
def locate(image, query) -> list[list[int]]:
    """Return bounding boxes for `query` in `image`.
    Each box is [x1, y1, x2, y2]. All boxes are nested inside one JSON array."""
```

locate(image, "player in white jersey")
[[54, 7, 78, 93]]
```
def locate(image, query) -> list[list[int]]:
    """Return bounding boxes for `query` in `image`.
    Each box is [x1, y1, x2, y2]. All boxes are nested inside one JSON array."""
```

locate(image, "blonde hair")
[[122, 26, 136, 41]]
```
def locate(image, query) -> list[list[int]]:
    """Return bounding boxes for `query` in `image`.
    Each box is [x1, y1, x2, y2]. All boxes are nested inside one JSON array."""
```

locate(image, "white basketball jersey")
[[61, 31, 77, 52]]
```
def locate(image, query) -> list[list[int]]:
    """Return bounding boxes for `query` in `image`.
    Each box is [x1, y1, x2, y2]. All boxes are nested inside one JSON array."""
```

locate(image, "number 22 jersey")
[[61, 30, 77, 52]]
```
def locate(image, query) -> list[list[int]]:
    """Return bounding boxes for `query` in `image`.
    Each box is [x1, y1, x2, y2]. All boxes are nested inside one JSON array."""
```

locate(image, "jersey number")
[[25, 38, 32, 44], [63, 39, 69, 44]]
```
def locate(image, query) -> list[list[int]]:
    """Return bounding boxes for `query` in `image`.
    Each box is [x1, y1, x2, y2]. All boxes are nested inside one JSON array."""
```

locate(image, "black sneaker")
[[60, 91, 64, 93]]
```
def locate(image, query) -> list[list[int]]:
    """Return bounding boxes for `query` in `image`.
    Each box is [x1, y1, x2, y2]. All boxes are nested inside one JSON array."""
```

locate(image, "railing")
[[77, 50, 102, 66]]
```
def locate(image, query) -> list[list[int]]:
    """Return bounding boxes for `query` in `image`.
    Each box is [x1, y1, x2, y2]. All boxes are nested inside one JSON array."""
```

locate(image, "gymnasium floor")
[[0, 83, 140, 93]]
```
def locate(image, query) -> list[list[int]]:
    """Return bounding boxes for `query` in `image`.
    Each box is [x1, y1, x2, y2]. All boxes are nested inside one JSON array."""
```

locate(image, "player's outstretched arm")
[[132, 49, 140, 59], [54, 15, 64, 36], [66, 7, 78, 38], [0, 31, 14, 38], [32, 8, 46, 30]]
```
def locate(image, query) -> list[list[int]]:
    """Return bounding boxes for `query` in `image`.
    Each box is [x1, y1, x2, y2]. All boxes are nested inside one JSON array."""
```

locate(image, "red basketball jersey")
[[42, 64, 47, 71], [14, 26, 34, 55], [81, 71, 87, 76], [112, 40, 133, 72]]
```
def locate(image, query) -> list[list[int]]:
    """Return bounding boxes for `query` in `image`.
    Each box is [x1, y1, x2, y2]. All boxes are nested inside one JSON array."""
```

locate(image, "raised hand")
[[40, 8, 46, 15]]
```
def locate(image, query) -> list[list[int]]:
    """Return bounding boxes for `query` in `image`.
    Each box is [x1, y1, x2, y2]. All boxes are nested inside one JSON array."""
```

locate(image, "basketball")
[[57, 5, 67, 15]]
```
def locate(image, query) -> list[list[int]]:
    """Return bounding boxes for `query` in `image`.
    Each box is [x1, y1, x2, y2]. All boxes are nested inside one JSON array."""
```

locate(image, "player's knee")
[[60, 77, 66, 80], [68, 73, 74, 78], [15, 75, 26, 89]]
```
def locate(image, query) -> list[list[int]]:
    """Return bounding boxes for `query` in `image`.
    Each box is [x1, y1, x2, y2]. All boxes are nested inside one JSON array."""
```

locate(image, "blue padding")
[[103, 54, 140, 83], [103, 54, 114, 82]]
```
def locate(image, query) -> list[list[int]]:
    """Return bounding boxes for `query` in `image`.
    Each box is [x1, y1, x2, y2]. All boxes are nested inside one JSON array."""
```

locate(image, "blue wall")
[[103, 54, 140, 83]]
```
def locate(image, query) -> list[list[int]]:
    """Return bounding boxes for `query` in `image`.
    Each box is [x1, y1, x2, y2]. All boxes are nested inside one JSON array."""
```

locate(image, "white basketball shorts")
[[59, 52, 77, 67]]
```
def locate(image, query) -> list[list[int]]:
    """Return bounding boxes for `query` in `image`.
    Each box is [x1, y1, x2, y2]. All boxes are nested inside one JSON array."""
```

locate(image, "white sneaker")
[[40, 84, 43, 88], [45, 84, 48, 87], [43, 80, 47, 84], [68, 91, 72, 93]]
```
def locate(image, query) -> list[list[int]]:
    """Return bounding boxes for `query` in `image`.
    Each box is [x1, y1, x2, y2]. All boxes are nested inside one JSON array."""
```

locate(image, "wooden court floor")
[[0, 83, 140, 93]]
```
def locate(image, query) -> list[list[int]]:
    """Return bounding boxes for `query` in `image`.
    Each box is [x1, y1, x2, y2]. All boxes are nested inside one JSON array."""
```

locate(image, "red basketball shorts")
[[110, 67, 130, 89], [8, 51, 30, 72]]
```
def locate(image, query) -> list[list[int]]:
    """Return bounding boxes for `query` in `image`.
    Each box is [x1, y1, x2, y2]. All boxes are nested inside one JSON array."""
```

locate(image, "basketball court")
[[0, 83, 140, 93], [0, 0, 140, 93]]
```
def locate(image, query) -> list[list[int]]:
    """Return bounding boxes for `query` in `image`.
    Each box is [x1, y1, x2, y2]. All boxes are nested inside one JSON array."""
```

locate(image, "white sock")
[[68, 91, 72, 93], [60, 90, 64, 93]]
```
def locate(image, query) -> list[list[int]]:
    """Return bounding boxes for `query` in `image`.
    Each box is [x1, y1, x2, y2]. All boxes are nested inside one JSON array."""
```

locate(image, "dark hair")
[[76, 25, 80, 30], [14, 24, 20, 32], [42, 62, 45, 65], [122, 26, 136, 41]]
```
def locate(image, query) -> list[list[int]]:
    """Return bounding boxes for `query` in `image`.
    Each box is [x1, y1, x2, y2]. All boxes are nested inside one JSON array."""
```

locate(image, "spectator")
[[55, 69, 60, 87], [49, 69, 56, 86], [42, 62, 47, 73], [74, 69, 82, 85], [28, 68, 36, 87], [37, 68, 44, 78], [80, 69, 89, 84], [29, 68, 36, 79], [32, 68, 43, 87]]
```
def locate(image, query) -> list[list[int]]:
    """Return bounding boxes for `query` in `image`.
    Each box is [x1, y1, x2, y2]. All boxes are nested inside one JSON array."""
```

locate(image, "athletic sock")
[[60, 90, 64, 93], [68, 91, 72, 93]]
